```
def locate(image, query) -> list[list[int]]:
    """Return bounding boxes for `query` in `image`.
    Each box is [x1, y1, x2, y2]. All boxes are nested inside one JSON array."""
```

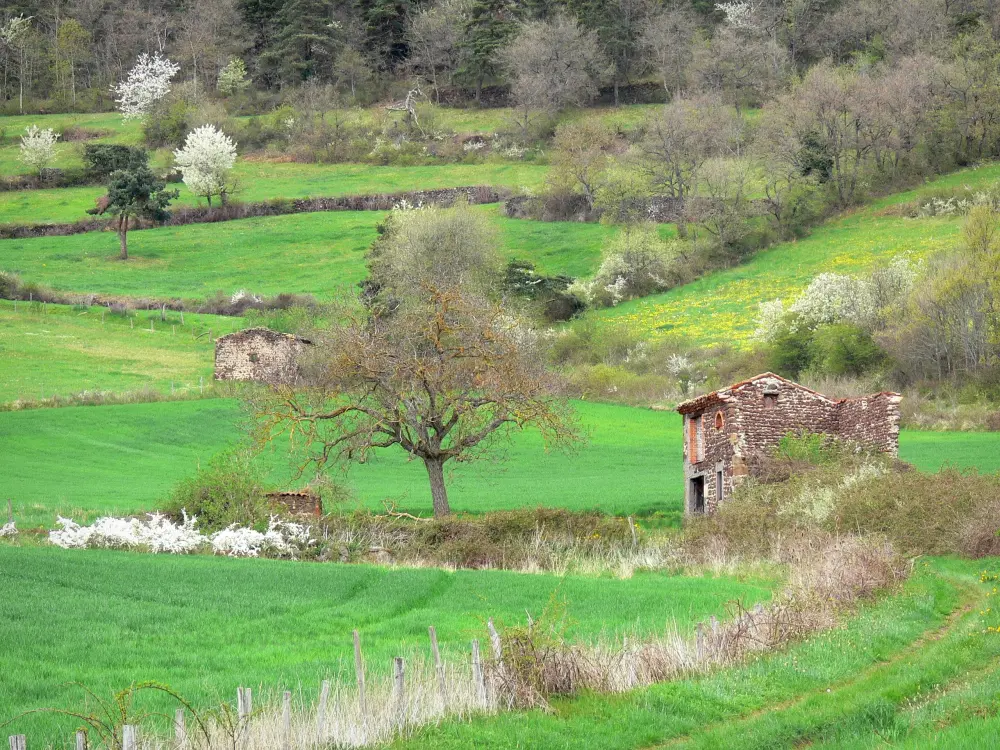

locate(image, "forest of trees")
[[4, 0, 1000, 111]]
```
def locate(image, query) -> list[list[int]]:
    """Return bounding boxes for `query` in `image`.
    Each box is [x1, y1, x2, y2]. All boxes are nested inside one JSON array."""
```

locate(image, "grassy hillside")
[[3, 399, 997, 529], [0, 162, 549, 225], [0, 207, 625, 299], [392, 557, 1000, 749], [603, 163, 1000, 345], [0, 301, 237, 401], [0, 545, 775, 740]]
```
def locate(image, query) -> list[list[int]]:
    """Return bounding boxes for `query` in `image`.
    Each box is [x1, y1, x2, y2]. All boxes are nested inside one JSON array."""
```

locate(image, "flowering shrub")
[[48, 514, 315, 558], [114, 53, 180, 121], [18, 125, 59, 175], [570, 225, 678, 307], [50, 513, 204, 553], [210, 517, 315, 558], [173, 125, 238, 205], [0, 521, 16, 538]]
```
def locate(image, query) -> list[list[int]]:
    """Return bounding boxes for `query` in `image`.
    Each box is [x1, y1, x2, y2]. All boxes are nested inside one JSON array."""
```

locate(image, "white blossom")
[[18, 125, 58, 174], [114, 53, 180, 121], [753, 298, 787, 342], [48, 513, 315, 558], [716, 0, 760, 30], [173, 125, 238, 204], [231, 289, 262, 304], [210, 517, 314, 558], [0, 520, 16, 538]]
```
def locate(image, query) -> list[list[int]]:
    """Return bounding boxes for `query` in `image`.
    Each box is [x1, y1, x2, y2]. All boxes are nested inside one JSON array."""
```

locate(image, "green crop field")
[[0, 399, 684, 528], [0, 544, 776, 740], [603, 163, 1000, 345], [392, 557, 1000, 749], [2, 398, 997, 529], [0, 207, 631, 300], [0, 162, 550, 225], [0, 301, 238, 402]]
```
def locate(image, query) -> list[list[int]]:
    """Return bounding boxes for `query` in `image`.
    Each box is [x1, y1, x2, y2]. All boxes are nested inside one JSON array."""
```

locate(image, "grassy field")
[[0, 207, 629, 299], [0, 162, 550, 225], [0, 301, 238, 402], [603, 163, 1000, 344], [0, 544, 775, 741], [392, 556, 1000, 749], [3, 398, 997, 529], [0, 400, 684, 528]]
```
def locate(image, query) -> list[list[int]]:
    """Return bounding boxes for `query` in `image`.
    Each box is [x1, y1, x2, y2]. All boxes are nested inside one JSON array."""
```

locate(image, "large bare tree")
[[252, 206, 580, 517]]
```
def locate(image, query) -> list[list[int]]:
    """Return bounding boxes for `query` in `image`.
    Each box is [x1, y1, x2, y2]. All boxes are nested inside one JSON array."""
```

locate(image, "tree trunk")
[[424, 459, 451, 517], [118, 218, 128, 260]]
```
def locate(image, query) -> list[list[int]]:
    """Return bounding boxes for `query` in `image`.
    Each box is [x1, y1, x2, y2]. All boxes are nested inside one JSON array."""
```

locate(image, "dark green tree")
[[238, 0, 285, 85], [569, 0, 651, 105], [460, 0, 519, 101], [355, 0, 423, 68], [89, 167, 178, 260], [261, 0, 341, 84]]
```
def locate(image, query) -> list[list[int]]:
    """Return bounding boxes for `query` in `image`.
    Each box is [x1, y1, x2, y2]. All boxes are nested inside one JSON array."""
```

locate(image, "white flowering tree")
[[18, 125, 58, 175], [217, 57, 250, 96], [113, 53, 180, 121], [173, 125, 238, 206]]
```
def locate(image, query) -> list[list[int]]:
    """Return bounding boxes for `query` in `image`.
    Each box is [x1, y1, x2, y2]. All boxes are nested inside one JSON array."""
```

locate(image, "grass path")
[[0, 544, 775, 741], [392, 558, 1000, 749]]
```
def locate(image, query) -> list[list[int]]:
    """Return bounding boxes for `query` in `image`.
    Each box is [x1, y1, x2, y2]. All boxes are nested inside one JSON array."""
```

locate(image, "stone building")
[[676, 373, 901, 515], [214, 327, 311, 386], [267, 490, 323, 517]]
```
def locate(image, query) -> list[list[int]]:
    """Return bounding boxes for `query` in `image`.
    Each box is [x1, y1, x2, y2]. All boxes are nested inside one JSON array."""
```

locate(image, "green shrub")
[[767, 325, 814, 378], [161, 448, 274, 532], [809, 324, 883, 377]]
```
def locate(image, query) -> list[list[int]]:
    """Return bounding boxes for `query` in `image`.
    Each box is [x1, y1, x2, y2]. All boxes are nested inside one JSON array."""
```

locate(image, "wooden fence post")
[[393, 657, 406, 729], [174, 708, 186, 745], [428, 626, 447, 709], [122, 725, 137, 750], [628, 516, 638, 547], [487, 619, 502, 662], [353, 630, 367, 719], [696, 622, 705, 662], [237, 686, 252, 719], [8, 735, 26, 750], [75, 730, 87, 750], [471, 640, 486, 706], [317, 680, 331, 739], [282, 691, 292, 750]]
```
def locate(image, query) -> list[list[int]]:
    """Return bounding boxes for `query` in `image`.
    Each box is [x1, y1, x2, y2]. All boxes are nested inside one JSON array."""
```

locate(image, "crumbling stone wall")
[[267, 491, 323, 517], [214, 327, 307, 385], [835, 393, 902, 455]]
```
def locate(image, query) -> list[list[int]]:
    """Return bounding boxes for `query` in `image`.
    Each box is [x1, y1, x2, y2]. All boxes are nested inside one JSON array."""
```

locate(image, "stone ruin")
[[214, 327, 311, 386], [676, 373, 902, 515], [267, 490, 323, 517]]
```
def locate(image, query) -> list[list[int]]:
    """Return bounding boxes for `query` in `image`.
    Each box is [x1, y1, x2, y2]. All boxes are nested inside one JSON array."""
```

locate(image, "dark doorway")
[[690, 476, 705, 513]]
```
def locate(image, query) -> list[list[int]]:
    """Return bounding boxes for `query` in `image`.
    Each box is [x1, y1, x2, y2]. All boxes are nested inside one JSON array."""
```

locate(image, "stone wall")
[[214, 327, 307, 385], [836, 393, 902, 455], [267, 491, 323, 516]]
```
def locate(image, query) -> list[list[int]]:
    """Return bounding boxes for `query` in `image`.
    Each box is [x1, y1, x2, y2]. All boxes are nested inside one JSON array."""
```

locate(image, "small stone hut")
[[676, 373, 901, 515], [267, 490, 323, 517], [214, 327, 311, 386]]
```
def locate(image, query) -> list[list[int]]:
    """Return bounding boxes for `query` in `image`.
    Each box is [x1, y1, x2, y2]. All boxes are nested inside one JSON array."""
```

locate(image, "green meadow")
[[0, 301, 238, 402], [393, 557, 1000, 749], [0, 544, 775, 740], [2, 398, 997, 529], [0, 162, 550, 225], [0, 399, 684, 528], [0, 207, 624, 299]]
